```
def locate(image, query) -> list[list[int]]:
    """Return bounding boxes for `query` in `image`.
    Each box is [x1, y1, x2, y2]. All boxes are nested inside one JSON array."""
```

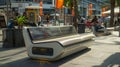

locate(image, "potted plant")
[[13, 15, 27, 47], [15, 15, 27, 29], [3, 15, 27, 48]]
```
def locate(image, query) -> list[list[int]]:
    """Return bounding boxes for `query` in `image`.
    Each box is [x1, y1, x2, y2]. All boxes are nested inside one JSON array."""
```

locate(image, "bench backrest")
[[27, 25, 77, 41]]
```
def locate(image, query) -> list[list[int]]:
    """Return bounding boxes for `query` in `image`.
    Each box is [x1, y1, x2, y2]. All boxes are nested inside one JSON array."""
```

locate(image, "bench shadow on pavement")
[[0, 49, 26, 59], [114, 41, 120, 45], [0, 47, 25, 51], [0, 48, 15, 51], [93, 52, 120, 67], [0, 48, 91, 67]]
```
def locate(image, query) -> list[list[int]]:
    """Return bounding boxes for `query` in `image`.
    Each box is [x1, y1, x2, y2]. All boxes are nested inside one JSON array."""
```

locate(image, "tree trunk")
[[116, 0, 120, 37], [119, 14, 120, 37], [110, 0, 115, 27], [73, 0, 79, 30]]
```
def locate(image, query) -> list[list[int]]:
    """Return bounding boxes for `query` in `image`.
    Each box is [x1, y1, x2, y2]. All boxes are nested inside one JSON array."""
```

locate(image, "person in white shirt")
[[37, 15, 42, 26]]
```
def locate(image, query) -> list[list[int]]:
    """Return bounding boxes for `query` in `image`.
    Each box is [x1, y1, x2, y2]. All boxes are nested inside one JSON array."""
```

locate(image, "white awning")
[[103, 7, 120, 14], [25, 6, 42, 9]]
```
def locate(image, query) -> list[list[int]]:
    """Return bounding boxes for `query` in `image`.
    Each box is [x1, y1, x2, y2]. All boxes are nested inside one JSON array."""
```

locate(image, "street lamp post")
[[82, 0, 83, 16], [6, 0, 12, 25], [6, 0, 10, 23], [63, 6, 65, 25]]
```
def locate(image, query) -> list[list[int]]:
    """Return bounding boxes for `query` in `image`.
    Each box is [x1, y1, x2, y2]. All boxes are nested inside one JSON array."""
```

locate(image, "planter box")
[[3, 29, 14, 48], [2, 28, 25, 48]]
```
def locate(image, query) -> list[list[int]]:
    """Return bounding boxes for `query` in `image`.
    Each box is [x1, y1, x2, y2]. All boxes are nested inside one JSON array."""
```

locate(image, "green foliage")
[[16, 16, 27, 26], [117, 0, 120, 6], [64, 0, 73, 8]]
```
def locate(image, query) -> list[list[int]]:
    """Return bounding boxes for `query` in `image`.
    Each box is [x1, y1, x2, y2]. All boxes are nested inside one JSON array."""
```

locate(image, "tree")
[[117, 0, 120, 6], [64, 0, 73, 11], [116, 0, 120, 12], [64, 0, 79, 30], [110, 0, 115, 27], [73, 0, 79, 30], [116, 0, 120, 37]]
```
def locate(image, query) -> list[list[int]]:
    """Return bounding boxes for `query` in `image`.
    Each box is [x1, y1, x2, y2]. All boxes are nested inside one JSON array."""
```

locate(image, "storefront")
[[25, 6, 40, 23]]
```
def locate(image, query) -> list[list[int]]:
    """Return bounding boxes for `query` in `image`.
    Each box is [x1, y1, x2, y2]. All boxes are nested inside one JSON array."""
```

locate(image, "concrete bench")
[[23, 25, 95, 61]]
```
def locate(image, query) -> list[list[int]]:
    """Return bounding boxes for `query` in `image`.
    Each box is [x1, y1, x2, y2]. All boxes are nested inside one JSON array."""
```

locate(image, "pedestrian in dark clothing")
[[7, 19, 15, 28], [46, 15, 50, 26], [91, 16, 99, 33]]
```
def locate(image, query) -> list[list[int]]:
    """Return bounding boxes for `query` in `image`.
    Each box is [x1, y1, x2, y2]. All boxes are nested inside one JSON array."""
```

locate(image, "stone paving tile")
[[0, 32, 120, 67], [59, 35, 120, 67]]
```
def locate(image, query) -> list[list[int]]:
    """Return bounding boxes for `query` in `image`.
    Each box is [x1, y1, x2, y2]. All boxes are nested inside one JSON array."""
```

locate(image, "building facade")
[[0, 0, 55, 15], [77, 0, 104, 18], [0, 0, 109, 19]]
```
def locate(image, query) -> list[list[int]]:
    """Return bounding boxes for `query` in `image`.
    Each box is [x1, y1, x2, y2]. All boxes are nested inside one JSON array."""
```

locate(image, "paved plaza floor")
[[0, 31, 120, 67]]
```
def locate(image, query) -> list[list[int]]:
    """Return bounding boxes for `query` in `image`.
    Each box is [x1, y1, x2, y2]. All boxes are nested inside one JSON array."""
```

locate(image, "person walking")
[[85, 19, 92, 29], [46, 14, 50, 26], [7, 18, 15, 28], [91, 16, 98, 34], [37, 15, 42, 26]]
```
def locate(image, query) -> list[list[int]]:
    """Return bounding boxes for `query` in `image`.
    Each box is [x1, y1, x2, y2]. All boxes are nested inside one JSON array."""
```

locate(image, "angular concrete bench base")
[[95, 32, 111, 36]]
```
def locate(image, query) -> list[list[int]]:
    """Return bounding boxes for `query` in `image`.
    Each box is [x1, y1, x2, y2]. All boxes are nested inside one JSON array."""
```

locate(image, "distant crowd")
[[7, 11, 120, 35], [75, 15, 109, 33]]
